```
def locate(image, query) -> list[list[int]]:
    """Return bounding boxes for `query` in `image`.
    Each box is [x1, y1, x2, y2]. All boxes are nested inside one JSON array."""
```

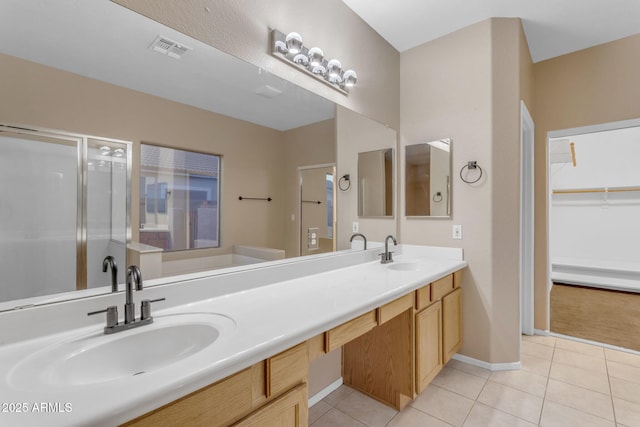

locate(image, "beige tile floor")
[[309, 335, 640, 426]]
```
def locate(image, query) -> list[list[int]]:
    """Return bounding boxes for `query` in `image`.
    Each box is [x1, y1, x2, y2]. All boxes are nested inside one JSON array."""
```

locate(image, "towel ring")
[[460, 161, 483, 184], [338, 174, 351, 191]]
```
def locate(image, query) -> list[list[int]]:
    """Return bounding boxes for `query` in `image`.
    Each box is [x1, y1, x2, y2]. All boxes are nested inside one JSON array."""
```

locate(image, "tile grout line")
[[459, 373, 491, 426], [446, 362, 492, 380], [604, 349, 618, 426], [543, 338, 622, 424], [537, 338, 556, 426], [404, 399, 456, 427], [451, 350, 551, 425]]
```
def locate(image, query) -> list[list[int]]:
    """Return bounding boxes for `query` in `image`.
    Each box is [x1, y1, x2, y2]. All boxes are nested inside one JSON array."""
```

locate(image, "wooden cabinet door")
[[233, 383, 307, 427], [415, 300, 442, 394], [442, 287, 462, 364]]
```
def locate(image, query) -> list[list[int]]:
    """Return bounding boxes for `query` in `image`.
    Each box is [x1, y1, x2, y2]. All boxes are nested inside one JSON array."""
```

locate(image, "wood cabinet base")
[[342, 308, 414, 410]]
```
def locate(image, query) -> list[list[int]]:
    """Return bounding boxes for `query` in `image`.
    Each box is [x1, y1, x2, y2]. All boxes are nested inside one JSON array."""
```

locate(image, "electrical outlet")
[[352, 221, 359, 233], [452, 224, 462, 239]]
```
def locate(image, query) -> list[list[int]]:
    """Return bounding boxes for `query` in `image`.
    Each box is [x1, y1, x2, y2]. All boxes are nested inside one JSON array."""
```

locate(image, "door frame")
[[298, 163, 336, 256], [520, 101, 535, 336]]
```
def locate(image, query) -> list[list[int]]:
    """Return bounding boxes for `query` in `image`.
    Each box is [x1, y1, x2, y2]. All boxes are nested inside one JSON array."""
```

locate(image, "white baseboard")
[[308, 378, 343, 407], [452, 353, 521, 371], [534, 329, 550, 336]]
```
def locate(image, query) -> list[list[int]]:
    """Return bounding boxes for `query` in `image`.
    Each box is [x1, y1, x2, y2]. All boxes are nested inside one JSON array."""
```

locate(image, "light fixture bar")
[[271, 29, 357, 95]]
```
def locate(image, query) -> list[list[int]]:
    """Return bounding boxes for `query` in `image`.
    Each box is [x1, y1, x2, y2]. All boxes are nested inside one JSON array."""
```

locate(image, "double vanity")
[[0, 244, 466, 426]]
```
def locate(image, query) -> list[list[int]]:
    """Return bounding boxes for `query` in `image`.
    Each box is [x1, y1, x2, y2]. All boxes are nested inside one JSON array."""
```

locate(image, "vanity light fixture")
[[271, 29, 357, 94]]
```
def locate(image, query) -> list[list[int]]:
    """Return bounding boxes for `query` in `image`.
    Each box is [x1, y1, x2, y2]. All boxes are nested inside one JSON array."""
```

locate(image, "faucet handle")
[[88, 305, 118, 328], [140, 298, 166, 321], [379, 251, 395, 264]]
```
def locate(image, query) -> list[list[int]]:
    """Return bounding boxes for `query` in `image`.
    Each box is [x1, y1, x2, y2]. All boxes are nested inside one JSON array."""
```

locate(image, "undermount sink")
[[386, 261, 424, 271], [9, 312, 235, 390]]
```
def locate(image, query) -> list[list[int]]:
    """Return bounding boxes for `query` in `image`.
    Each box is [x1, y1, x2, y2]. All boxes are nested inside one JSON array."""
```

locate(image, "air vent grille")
[[150, 36, 192, 59]]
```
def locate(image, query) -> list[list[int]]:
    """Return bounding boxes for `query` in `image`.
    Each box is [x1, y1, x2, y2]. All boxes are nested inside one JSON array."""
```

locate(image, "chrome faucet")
[[88, 265, 165, 334], [349, 233, 367, 249], [125, 265, 143, 324], [102, 255, 118, 292], [380, 235, 397, 264]]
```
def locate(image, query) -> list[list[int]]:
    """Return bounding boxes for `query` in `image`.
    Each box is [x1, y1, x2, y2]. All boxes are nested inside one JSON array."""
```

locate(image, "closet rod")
[[552, 186, 640, 195]]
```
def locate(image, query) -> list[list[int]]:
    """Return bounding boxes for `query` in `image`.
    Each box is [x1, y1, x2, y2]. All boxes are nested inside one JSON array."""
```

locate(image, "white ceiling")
[[342, 0, 640, 62], [0, 0, 334, 131]]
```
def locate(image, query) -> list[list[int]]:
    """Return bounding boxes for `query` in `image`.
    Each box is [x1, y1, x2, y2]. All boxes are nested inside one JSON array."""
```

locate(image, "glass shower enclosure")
[[0, 125, 130, 304]]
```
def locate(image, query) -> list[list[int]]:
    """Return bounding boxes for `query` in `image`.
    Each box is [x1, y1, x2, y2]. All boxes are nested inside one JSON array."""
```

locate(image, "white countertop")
[[0, 245, 465, 426]]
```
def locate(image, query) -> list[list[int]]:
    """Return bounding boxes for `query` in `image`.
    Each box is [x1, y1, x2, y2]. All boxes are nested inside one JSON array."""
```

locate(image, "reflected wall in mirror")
[[405, 139, 451, 217], [357, 149, 394, 217]]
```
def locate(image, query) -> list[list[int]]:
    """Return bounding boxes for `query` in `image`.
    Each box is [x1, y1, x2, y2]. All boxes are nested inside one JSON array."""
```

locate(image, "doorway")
[[547, 119, 640, 350], [299, 164, 336, 257]]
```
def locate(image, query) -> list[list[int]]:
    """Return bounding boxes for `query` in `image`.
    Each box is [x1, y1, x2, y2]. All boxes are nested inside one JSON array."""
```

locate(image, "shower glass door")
[[0, 130, 80, 302], [0, 126, 130, 304], [86, 139, 129, 289]]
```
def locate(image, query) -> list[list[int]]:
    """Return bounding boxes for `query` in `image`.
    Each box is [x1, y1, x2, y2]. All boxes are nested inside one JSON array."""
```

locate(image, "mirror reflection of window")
[[140, 144, 221, 251], [326, 173, 334, 238], [405, 139, 451, 218]]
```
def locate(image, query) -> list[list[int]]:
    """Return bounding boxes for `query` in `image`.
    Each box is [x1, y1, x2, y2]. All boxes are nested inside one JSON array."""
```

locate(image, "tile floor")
[[309, 335, 640, 426]]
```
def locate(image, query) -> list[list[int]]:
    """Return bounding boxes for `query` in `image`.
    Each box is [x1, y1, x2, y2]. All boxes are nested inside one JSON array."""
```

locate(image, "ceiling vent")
[[150, 36, 192, 59]]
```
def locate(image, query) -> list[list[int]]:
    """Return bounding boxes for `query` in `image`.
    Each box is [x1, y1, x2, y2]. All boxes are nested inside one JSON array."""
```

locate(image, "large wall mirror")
[[0, 1, 394, 310], [405, 139, 452, 218], [358, 149, 394, 217]]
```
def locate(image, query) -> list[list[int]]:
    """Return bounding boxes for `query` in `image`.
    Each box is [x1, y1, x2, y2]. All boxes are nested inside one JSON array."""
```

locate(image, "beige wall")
[[113, 0, 400, 131], [532, 34, 640, 330], [0, 53, 291, 262], [336, 106, 398, 248], [282, 120, 336, 257], [400, 18, 530, 363]]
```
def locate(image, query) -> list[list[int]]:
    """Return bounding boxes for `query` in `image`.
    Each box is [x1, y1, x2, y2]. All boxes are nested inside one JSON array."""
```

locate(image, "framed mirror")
[[357, 148, 394, 217], [405, 138, 451, 218]]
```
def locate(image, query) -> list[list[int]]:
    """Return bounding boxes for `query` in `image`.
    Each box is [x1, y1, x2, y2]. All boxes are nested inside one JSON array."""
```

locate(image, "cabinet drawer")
[[378, 293, 414, 325], [454, 270, 462, 288], [415, 284, 431, 311], [325, 310, 377, 352], [307, 334, 326, 362], [431, 274, 454, 301], [267, 342, 308, 398], [123, 367, 254, 426]]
